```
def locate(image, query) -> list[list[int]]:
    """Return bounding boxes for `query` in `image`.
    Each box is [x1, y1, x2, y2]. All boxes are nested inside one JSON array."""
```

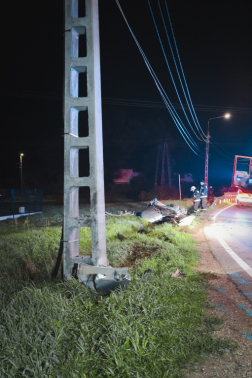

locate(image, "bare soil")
[[184, 222, 252, 378]]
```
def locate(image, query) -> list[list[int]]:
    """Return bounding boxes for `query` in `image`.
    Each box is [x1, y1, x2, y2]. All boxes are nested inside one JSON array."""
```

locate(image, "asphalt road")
[[204, 204, 252, 304]]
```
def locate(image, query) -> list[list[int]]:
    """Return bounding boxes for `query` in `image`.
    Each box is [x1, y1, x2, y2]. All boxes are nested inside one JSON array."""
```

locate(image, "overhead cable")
[[164, 0, 207, 138], [210, 136, 234, 159], [209, 142, 234, 161], [148, 0, 206, 141], [115, 0, 198, 153], [115, 0, 202, 156], [103, 98, 252, 113], [1, 90, 252, 114]]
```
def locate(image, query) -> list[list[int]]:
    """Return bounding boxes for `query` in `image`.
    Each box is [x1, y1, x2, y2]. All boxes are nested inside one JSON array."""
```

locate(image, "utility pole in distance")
[[205, 114, 231, 188], [20, 153, 24, 191], [204, 128, 210, 188]]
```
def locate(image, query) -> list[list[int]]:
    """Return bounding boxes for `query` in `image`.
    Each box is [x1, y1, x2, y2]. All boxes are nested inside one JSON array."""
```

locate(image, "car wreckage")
[[140, 198, 193, 226], [106, 198, 195, 226]]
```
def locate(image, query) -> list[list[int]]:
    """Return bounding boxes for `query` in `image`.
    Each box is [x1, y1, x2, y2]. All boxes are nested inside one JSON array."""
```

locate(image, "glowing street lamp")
[[204, 114, 231, 187], [20, 153, 24, 191]]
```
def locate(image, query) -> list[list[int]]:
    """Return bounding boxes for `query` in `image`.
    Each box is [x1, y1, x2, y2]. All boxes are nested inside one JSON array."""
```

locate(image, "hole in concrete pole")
[[70, 148, 89, 177], [79, 186, 90, 206], [79, 109, 89, 137], [70, 107, 78, 136], [69, 227, 79, 257], [70, 107, 89, 137], [79, 33, 87, 57], [71, 0, 78, 18], [70, 148, 79, 177], [70, 187, 79, 218], [70, 67, 87, 98], [71, 0, 85, 18], [79, 227, 92, 256], [79, 188, 92, 256], [79, 71, 87, 97], [69, 186, 90, 218], [71, 27, 86, 58], [78, 0, 86, 17], [79, 148, 90, 177]]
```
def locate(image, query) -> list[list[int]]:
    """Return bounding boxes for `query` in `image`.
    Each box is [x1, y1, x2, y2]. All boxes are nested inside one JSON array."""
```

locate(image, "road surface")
[[204, 204, 252, 304]]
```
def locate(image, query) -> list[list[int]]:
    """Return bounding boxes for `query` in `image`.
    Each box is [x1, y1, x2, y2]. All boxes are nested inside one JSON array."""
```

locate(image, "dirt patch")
[[184, 224, 252, 377], [117, 241, 159, 268]]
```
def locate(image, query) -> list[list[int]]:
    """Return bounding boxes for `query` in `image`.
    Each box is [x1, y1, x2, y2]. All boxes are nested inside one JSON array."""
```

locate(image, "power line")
[[148, 0, 205, 142], [115, 0, 203, 156], [164, 0, 206, 138], [210, 136, 234, 159], [209, 143, 234, 162], [103, 98, 252, 113], [1, 89, 252, 114], [150, 0, 207, 141]]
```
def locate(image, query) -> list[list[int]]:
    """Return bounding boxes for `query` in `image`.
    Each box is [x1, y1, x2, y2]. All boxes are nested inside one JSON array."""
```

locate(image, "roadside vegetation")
[[0, 207, 235, 377]]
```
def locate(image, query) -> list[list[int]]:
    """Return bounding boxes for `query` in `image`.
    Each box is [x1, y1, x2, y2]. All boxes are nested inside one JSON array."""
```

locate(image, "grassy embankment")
[[0, 208, 235, 377]]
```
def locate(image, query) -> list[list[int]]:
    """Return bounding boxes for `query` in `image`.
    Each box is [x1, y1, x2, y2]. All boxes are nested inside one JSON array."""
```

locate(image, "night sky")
[[1, 0, 252, 194]]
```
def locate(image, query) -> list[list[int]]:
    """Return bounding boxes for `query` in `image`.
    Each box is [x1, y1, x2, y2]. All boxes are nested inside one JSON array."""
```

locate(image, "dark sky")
[[1, 0, 252, 192]]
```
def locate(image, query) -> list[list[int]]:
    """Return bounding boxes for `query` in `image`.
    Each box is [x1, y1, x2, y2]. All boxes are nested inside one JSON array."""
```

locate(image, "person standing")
[[200, 181, 208, 210], [190, 186, 200, 212]]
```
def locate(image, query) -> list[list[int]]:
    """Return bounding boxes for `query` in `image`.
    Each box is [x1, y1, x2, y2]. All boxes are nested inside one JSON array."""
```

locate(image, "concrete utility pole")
[[178, 174, 181, 200], [204, 126, 210, 188], [154, 143, 161, 187], [205, 114, 231, 188], [63, 0, 107, 278], [63, 0, 128, 288], [155, 140, 172, 187]]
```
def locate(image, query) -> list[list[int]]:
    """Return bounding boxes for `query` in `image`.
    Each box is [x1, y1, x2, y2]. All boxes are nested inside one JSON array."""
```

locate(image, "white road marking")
[[212, 204, 235, 221], [208, 204, 252, 277]]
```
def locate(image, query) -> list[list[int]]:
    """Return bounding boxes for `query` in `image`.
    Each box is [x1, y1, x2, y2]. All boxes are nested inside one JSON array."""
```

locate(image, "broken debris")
[[171, 269, 186, 278], [117, 232, 125, 241], [137, 224, 145, 233], [141, 198, 187, 224], [105, 198, 191, 226], [140, 268, 152, 278]]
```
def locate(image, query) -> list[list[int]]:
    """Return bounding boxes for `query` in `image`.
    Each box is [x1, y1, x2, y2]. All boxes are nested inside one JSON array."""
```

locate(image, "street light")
[[204, 114, 231, 188], [20, 153, 24, 191]]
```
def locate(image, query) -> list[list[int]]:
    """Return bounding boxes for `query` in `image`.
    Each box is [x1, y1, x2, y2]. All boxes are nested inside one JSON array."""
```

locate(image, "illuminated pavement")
[[204, 204, 252, 303]]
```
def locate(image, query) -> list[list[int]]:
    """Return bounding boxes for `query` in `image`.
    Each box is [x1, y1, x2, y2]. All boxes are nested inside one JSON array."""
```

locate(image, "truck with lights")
[[231, 155, 252, 206]]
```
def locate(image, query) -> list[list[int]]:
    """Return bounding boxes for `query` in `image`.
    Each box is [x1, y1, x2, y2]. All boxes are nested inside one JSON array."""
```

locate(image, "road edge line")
[[209, 204, 252, 277]]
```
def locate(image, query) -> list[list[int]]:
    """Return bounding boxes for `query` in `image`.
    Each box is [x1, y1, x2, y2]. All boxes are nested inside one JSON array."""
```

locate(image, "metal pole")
[[34, 189, 37, 213], [20, 154, 23, 191], [204, 115, 230, 188], [165, 141, 172, 187], [41, 189, 43, 212], [154, 143, 161, 187], [28, 189, 30, 215], [204, 121, 210, 188], [161, 141, 165, 186], [11, 189, 14, 218], [179, 174, 181, 200]]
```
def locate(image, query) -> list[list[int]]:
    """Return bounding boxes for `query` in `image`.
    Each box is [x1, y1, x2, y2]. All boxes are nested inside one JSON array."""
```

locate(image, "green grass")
[[0, 208, 235, 377]]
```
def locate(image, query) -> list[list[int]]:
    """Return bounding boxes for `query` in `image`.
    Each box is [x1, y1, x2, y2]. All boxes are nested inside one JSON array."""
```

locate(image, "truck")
[[231, 155, 252, 206]]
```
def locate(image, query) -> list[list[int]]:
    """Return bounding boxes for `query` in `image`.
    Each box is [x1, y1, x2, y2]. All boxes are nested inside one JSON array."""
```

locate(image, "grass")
[[0, 206, 236, 377]]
